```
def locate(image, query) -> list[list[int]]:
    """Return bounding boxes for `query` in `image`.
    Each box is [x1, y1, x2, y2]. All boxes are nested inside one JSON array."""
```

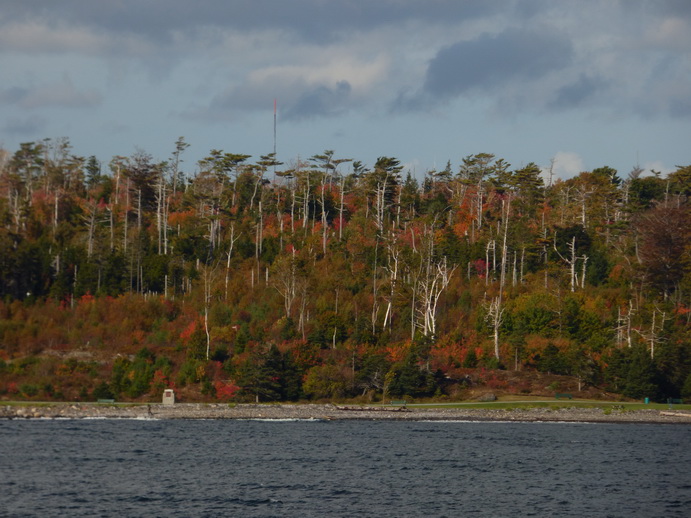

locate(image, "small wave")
[[418, 419, 606, 425], [237, 417, 328, 422]]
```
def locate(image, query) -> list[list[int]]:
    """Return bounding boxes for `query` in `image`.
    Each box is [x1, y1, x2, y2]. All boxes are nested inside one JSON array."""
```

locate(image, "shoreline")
[[2, 402, 691, 424]]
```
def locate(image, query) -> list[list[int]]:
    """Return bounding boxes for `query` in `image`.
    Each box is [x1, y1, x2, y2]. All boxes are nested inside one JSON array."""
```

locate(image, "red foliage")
[[79, 293, 96, 306], [152, 369, 170, 388], [262, 213, 279, 238], [167, 210, 196, 227], [473, 259, 487, 278], [343, 192, 359, 214], [288, 340, 321, 370], [385, 341, 409, 363], [180, 321, 197, 343], [675, 304, 690, 316], [214, 380, 239, 400], [332, 214, 347, 234], [453, 220, 471, 237], [485, 372, 508, 390]]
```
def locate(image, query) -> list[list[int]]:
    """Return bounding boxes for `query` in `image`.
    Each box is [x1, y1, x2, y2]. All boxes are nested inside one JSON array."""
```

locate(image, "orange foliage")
[[79, 293, 95, 306], [288, 340, 320, 370], [180, 321, 197, 343], [385, 341, 410, 363], [152, 369, 170, 388], [167, 210, 197, 227], [675, 304, 690, 316], [280, 212, 294, 230], [332, 214, 347, 234], [262, 213, 279, 238], [453, 220, 471, 237], [214, 380, 239, 400]]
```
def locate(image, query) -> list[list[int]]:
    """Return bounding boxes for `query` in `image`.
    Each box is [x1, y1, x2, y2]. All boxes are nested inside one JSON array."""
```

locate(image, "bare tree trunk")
[[321, 175, 328, 254], [580, 255, 588, 288], [155, 170, 165, 254], [290, 187, 296, 234], [137, 189, 142, 232], [553, 235, 583, 292], [488, 296, 504, 360], [277, 190, 284, 250], [53, 190, 59, 232], [339, 175, 346, 241], [520, 246, 525, 284], [84, 200, 97, 258], [224, 223, 240, 301], [163, 192, 169, 254], [123, 179, 130, 253], [485, 240, 494, 286], [414, 226, 456, 340], [202, 263, 217, 361], [382, 233, 400, 331], [489, 197, 511, 360], [371, 238, 380, 333]]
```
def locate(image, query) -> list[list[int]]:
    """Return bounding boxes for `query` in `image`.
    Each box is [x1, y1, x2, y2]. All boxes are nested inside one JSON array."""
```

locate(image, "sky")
[[1, 0, 690, 181]]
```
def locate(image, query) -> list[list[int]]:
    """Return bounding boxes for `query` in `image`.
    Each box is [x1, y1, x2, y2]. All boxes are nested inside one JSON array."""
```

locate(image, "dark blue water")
[[1, 419, 689, 517]]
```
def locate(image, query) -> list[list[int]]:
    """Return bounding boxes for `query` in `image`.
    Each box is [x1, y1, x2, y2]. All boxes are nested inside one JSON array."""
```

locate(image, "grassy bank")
[[402, 400, 691, 411]]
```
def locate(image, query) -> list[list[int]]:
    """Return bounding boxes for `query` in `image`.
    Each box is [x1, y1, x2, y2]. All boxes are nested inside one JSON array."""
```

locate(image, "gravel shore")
[[2, 403, 691, 424]]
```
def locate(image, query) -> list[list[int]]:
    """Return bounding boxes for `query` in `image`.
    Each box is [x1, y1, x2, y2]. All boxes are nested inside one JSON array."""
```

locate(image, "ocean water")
[[1, 418, 689, 517]]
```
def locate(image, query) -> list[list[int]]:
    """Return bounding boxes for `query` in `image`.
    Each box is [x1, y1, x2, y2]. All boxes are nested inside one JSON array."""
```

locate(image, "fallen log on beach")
[[335, 405, 411, 412], [660, 411, 691, 418]]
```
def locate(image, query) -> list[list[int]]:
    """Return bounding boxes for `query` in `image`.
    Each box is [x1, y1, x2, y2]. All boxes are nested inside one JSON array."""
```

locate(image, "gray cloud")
[[284, 81, 352, 121], [668, 97, 691, 118], [0, 0, 501, 47], [550, 74, 608, 109], [0, 79, 102, 109], [653, 0, 691, 18], [3, 0, 690, 130], [188, 79, 354, 123], [423, 28, 573, 99], [2, 116, 47, 136], [189, 82, 277, 122], [0, 87, 29, 104]]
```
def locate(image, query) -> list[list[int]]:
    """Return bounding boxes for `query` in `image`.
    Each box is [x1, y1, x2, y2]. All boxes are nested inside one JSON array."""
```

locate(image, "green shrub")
[[682, 373, 691, 400], [19, 383, 39, 397], [92, 381, 115, 400]]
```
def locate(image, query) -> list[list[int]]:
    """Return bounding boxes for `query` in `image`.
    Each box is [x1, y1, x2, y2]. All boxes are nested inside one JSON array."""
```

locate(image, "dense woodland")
[[1, 137, 690, 403]]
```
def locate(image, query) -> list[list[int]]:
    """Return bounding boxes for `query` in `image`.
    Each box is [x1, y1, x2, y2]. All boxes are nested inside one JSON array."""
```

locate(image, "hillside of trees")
[[1, 137, 690, 403]]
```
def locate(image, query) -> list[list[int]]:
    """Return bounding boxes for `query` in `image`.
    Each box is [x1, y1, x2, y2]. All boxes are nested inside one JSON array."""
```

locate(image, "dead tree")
[[553, 235, 589, 292]]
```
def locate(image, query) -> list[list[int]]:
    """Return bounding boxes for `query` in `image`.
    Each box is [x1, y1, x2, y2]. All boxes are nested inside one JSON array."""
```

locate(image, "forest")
[[0, 137, 690, 403]]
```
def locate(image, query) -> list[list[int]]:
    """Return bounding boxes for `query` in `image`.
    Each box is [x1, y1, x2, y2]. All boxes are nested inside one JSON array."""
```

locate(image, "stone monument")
[[162, 389, 175, 405]]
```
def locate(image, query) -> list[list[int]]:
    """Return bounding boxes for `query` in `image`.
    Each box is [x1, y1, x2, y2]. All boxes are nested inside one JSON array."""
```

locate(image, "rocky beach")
[[2, 402, 691, 424]]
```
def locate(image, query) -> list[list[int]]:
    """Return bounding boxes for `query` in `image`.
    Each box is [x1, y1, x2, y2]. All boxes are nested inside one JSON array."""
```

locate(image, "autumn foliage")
[[0, 141, 690, 403]]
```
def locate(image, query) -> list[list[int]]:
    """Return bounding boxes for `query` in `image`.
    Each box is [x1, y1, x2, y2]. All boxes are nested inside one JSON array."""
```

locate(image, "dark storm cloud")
[[193, 79, 354, 122], [1, 0, 502, 46], [423, 28, 573, 99], [550, 74, 608, 109], [284, 81, 352, 121]]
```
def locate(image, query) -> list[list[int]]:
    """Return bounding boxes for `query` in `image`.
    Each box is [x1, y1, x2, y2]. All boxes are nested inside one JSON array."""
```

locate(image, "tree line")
[[0, 137, 690, 402]]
